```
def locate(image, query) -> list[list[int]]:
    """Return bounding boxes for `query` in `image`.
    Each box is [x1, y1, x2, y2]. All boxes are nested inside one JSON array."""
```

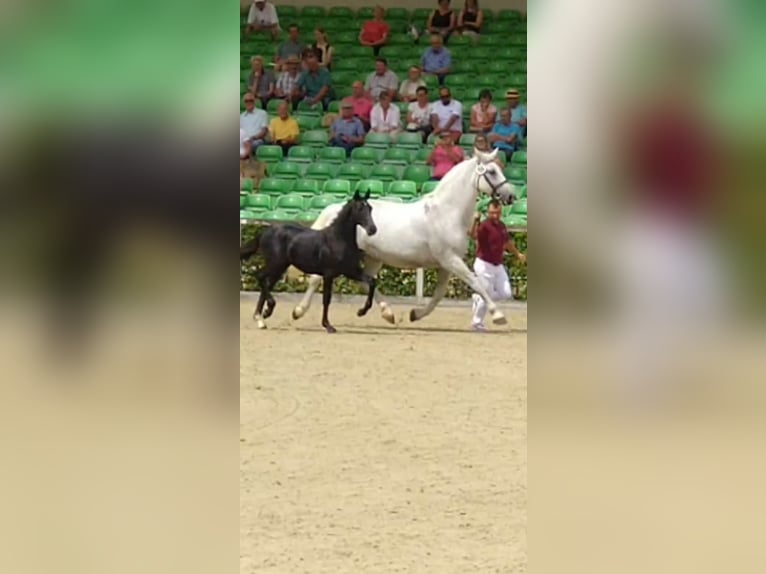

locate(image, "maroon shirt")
[[476, 219, 509, 265]]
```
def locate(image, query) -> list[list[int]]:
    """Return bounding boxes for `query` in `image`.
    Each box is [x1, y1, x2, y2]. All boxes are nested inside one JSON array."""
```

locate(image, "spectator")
[[246, 0, 280, 41], [359, 5, 390, 57], [427, 0, 456, 43], [405, 86, 433, 142], [469, 88, 497, 133], [369, 92, 401, 140], [310, 28, 334, 70], [274, 55, 301, 104], [505, 88, 528, 137], [457, 0, 484, 38], [268, 101, 300, 155], [399, 66, 427, 102], [343, 81, 374, 130], [427, 133, 464, 180], [330, 102, 367, 156], [275, 24, 305, 71], [489, 108, 523, 160], [430, 86, 463, 144], [240, 93, 269, 154], [247, 56, 276, 107], [422, 34, 452, 85], [364, 57, 398, 102], [296, 51, 334, 111], [240, 127, 251, 161], [474, 133, 504, 165]]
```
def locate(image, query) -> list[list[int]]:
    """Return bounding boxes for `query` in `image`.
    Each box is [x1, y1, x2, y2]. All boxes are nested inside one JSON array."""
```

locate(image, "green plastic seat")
[[242, 194, 271, 211], [411, 146, 434, 164], [515, 184, 528, 199], [386, 7, 409, 21], [295, 114, 321, 130], [240, 178, 255, 192], [309, 194, 340, 210], [258, 177, 292, 196], [295, 210, 321, 224], [386, 180, 418, 200], [402, 164, 432, 188], [328, 6, 354, 19], [327, 100, 341, 114], [239, 209, 259, 221], [511, 151, 527, 165], [504, 165, 527, 183], [260, 209, 294, 222], [274, 193, 307, 212], [300, 129, 329, 148], [255, 145, 284, 164], [275, 5, 297, 18], [287, 145, 315, 163], [446, 74, 473, 88], [509, 199, 527, 215], [333, 31, 359, 46], [458, 133, 477, 149], [395, 132, 424, 149], [291, 179, 322, 196], [502, 214, 527, 229], [411, 8, 431, 23], [364, 132, 393, 149], [266, 98, 283, 113], [421, 180, 439, 194], [304, 162, 337, 181], [356, 7, 375, 19], [300, 6, 326, 18], [322, 179, 352, 195], [336, 162, 369, 183], [382, 147, 412, 166], [368, 164, 401, 182], [350, 146, 382, 164], [269, 161, 305, 180], [296, 100, 323, 117], [354, 179, 385, 198], [316, 146, 347, 164]]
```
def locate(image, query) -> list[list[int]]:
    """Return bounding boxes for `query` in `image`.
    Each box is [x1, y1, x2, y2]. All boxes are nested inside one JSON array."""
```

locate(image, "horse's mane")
[[326, 198, 360, 241]]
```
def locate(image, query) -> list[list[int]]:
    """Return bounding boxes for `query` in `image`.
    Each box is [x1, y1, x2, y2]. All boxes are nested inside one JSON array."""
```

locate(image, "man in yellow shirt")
[[268, 100, 301, 155]]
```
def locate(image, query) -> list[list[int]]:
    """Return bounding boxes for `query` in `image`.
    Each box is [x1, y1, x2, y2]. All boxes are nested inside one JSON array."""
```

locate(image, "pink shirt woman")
[[428, 138, 464, 179], [470, 89, 497, 133]]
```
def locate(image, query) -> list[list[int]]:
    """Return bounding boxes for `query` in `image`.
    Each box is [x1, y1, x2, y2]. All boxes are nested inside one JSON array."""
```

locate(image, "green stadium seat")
[[242, 194, 271, 211], [498, 9, 523, 21], [309, 194, 340, 210], [386, 180, 418, 200], [459, 133, 477, 150], [259, 209, 294, 222], [516, 184, 528, 199], [327, 100, 341, 114], [296, 114, 321, 130], [300, 130, 329, 148], [502, 214, 527, 229], [402, 164, 432, 188], [350, 146, 382, 164], [266, 98, 283, 113], [411, 146, 433, 164], [269, 161, 305, 179], [509, 198, 527, 215], [446, 74, 473, 88], [369, 164, 401, 182], [275, 193, 307, 212], [386, 7, 409, 21], [395, 132, 424, 150], [378, 196, 404, 203], [336, 162, 369, 183], [300, 6, 326, 18], [240, 209, 259, 221], [240, 178, 255, 192], [504, 165, 527, 184], [511, 151, 527, 165], [322, 179, 352, 196], [382, 147, 412, 166], [291, 179, 322, 196], [411, 8, 431, 23], [452, 60, 475, 75], [296, 100, 323, 116], [421, 180, 439, 194], [364, 133, 392, 149], [328, 6, 354, 19], [317, 146, 347, 164], [255, 145, 284, 164], [287, 145, 315, 163], [356, 7, 375, 19], [333, 31, 359, 45], [305, 162, 337, 181], [275, 5, 297, 18], [296, 210, 321, 224], [258, 177, 292, 196], [354, 179, 385, 197]]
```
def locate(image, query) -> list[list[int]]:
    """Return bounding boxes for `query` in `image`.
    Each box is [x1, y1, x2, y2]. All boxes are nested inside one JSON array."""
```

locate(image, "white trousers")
[[471, 258, 512, 325]]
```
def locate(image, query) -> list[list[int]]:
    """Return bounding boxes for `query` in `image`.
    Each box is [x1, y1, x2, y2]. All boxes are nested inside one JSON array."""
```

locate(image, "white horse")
[[291, 148, 517, 325]]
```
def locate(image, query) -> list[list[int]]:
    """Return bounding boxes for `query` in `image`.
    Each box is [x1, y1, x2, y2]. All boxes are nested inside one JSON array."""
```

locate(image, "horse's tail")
[[240, 234, 261, 261]]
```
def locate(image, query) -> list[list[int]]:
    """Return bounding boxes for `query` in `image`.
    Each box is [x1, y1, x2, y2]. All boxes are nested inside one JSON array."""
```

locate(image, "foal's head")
[[336, 190, 377, 238]]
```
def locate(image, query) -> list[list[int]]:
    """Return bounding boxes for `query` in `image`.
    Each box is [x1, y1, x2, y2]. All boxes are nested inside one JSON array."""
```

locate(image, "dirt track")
[[240, 297, 526, 573]]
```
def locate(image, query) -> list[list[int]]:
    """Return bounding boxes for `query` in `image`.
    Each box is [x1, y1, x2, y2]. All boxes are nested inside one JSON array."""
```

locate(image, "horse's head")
[[349, 190, 378, 236], [472, 148, 516, 204]]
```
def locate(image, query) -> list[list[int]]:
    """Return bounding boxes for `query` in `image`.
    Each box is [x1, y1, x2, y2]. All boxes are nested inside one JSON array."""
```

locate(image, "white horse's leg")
[[360, 259, 395, 325], [440, 254, 507, 325], [292, 274, 322, 320], [409, 268, 451, 322]]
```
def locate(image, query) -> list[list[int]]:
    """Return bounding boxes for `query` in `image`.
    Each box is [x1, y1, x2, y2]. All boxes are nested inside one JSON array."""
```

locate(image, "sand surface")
[[240, 297, 526, 573]]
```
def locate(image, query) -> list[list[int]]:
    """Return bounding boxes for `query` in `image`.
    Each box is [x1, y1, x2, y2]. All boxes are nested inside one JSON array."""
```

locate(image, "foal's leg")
[[344, 268, 377, 317], [440, 253, 507, 325], [253, 272, 271, 330], [320, 275, 337, 334], [410, 268, 451, 322]]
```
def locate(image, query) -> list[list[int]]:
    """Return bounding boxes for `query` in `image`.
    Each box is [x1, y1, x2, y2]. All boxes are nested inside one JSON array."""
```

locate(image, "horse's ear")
[[364, 190, 371, 200], [352, 190, 361, 200], [486, 147, 499, 162]]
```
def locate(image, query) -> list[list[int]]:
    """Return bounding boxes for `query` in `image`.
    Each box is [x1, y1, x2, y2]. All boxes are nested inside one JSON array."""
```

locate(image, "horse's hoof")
[[357, 307, 369, 317], [409, 309, 420, 323], [324, 326, 337, 334], [256, 320, 267, 330], [381, 309, 396, 325], [292, 307, 304, 320], [491, 313, 508, 326]]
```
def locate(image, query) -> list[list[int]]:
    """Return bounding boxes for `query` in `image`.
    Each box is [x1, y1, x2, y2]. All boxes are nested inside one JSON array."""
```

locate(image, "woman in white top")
[[369, 91, 401, 140], [405, 86, 433, 142]]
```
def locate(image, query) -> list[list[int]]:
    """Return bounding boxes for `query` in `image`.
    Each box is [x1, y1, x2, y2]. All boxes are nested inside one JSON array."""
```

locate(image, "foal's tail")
[[239, 234, 261, 261]]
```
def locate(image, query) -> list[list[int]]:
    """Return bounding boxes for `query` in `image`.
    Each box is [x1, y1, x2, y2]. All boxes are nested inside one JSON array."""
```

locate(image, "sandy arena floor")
[[240, 296, 526, 573]]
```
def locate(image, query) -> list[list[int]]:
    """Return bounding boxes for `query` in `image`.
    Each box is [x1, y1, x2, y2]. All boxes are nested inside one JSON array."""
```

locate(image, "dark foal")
[[240, 191, 378, 333]]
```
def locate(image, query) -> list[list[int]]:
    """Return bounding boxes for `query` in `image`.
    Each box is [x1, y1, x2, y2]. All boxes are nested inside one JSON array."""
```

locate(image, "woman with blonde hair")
[[247, 55, 275, 107], [310, 28, 334, 70]]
